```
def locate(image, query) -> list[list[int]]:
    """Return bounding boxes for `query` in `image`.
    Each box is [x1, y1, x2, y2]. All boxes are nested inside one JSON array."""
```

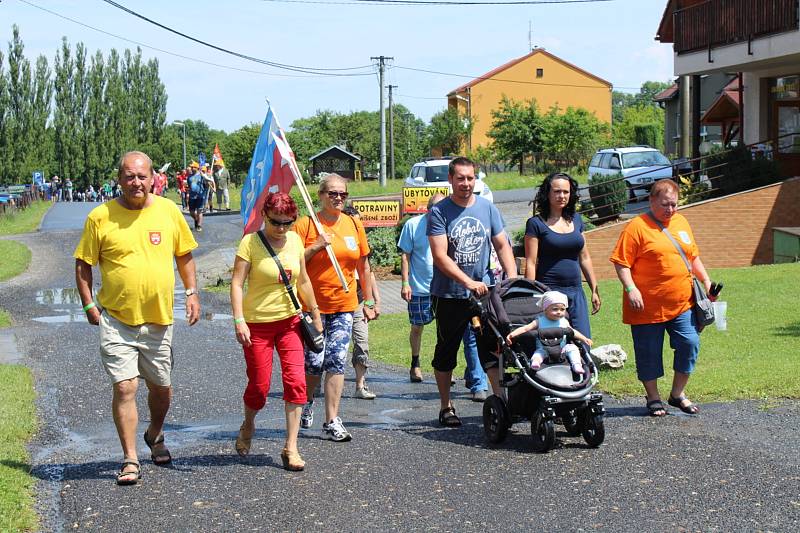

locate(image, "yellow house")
[[447, 48, 612, 152]]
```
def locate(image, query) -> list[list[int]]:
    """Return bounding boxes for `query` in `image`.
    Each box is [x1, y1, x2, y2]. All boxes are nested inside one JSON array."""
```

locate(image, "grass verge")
[[0, 309, 10, 328], [0, 201, 52, 236], [0, 241, 32, 282], [0, 364, 38, 532], [369, 263, 800, 401]]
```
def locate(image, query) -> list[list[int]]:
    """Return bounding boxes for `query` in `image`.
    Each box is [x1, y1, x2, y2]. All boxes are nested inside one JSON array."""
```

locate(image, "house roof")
[[308, 145, 361, 162], [653, 83, 679, 102], [446, 48, 612, 96], [701, 77, 741, 124]]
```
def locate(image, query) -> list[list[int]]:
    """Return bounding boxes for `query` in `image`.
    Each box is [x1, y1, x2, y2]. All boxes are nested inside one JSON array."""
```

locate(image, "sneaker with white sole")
[[300, 401, 314, 429], [321, 416, 352, 442], [354, 386, 376, 400]]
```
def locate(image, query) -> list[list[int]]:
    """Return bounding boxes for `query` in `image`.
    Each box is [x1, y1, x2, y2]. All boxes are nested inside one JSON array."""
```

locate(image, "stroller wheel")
[[562, 410, 582, 437], [582, 414, 605, 448], [531, 410, 555, 453], [482, 395, 510, 444]]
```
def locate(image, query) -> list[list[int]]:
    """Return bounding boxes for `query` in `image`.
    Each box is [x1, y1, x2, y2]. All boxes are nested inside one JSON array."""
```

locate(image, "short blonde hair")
[[117, 151, 154, 179], [318, 173, 347, 194]]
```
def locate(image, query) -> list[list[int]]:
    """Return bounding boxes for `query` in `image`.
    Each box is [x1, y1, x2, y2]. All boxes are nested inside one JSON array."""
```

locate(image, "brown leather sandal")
[[235, 424, 253, 457], [280, 447, 305, 471]]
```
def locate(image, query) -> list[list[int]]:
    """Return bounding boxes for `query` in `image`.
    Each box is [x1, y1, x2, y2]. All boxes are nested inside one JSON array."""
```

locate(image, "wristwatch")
[[185, 288, 197, 297]]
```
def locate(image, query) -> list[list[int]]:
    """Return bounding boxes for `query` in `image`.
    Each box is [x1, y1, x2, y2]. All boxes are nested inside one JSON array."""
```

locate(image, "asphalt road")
[[2, 203, 799, 531]]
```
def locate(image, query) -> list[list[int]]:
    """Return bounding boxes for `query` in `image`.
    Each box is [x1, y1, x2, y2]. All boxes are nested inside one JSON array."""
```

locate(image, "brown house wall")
[[584, 177, 800, 280]]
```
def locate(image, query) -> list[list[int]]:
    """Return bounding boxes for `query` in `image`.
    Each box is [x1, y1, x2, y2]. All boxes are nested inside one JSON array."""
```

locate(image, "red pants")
[[242, 316, 306, 409]]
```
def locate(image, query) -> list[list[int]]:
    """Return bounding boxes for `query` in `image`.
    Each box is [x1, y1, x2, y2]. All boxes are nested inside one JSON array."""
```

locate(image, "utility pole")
[[388, 84, 397, 181], [371, 55, 393, 186]]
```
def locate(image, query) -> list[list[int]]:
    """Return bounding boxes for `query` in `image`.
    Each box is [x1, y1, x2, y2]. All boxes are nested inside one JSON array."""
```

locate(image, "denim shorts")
[[630, 309, 700, 382], [407, 295, 434, 326], [305, 312, 353, 375]]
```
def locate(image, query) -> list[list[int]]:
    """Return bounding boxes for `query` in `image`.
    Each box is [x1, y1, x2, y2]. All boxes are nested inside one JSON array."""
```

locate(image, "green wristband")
[[364, 299, 375, 308], [83, 302, 96, 312], [624, 286, 635, 293], [401, 281, 410, 287], [234, 317, 245, 324]]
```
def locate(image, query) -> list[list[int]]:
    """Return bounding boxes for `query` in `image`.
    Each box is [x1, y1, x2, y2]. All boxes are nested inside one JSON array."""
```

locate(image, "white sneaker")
[[354, 386, 376, 400], [300, 401, 314, 429], [321, 416, 352, 442]]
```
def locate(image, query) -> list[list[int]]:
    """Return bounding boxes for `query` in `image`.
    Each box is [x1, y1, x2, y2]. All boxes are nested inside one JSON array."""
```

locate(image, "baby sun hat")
[[541, 290, 568, 310]]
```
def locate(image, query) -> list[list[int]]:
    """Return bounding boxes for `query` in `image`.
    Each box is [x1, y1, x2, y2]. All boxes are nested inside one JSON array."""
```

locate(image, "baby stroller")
[[471, 277, 605, 452]]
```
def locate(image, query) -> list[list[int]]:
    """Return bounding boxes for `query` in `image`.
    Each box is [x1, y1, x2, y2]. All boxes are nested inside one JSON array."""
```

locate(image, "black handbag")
[[256, 231, 324, 353], [646, 212, 715, 332]]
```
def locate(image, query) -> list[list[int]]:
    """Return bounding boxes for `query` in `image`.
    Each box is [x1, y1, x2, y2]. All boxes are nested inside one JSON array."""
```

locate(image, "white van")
[[588, 147, 673, 201]]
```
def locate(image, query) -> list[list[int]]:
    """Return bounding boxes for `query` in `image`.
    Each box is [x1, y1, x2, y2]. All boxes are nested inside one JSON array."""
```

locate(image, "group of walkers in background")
[[175, 159, 231, 224], [74, 150, 709, 485], [44, 172, 169, 203]]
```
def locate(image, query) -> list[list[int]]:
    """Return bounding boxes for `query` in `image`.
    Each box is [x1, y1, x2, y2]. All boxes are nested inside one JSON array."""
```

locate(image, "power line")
[[392, 64, 640, 90], [17, 0, 369, 79], [99, 0, 375, 75], [261, 0, 613, 5]]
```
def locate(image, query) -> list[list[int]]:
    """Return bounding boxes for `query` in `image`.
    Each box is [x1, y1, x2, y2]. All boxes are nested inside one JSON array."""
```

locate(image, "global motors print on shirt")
[[449, 216, 488, 266]]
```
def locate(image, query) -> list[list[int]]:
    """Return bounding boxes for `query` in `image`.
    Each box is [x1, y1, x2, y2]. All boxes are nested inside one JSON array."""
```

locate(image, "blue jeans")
[[462, 328, 488, 392], [630, 309, 700, 382]]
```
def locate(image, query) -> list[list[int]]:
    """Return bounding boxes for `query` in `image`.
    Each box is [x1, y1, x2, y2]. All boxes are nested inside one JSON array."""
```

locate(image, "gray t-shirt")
[[426, 196, 504, 299]]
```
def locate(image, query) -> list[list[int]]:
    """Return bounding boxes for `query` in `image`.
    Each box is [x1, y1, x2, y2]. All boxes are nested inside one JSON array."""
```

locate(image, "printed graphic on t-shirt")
[[449, 216, 487, 266], [279, 269, 293, 283], [678, 230, 691, 244], [149, 231, 162, 245], [344, 236, 358, 251]]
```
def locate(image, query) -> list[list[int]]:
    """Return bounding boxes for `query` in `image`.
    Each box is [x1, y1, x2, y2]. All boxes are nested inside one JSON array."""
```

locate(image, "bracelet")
[[82, 302, 96, 312], [234, 317, 245, 324], [401, 281, 410, 287], [624, 286, 635, 293], [364, 299, 375, 308]]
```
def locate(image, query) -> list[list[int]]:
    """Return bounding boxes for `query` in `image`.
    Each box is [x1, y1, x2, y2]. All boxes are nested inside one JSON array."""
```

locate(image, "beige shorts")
[[99, 311, 173, 386]]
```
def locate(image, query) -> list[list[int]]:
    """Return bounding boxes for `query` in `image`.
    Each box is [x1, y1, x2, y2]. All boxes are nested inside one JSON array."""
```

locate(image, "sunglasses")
[[325, 191, 349, 200], [266, 216, 296, 227]]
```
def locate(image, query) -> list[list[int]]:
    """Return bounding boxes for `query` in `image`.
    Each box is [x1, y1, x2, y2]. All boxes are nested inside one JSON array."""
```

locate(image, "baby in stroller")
[[506, 290, 593, 375]]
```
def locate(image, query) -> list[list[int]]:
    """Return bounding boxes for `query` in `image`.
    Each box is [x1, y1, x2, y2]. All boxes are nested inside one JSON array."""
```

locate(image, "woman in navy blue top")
[[525, 173, 601, 342]]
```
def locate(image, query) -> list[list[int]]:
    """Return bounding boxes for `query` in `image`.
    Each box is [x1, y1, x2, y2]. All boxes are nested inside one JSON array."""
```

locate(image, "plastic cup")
[[713, 301, 727, 331]]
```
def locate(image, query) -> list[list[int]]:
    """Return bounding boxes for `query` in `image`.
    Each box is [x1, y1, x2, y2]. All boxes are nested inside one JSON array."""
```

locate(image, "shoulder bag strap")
[[256, 230, 302, 312], [645, 210, 692, 275]]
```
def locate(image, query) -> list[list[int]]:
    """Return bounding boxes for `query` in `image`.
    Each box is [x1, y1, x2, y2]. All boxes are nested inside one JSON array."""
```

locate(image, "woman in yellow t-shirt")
[[230, 192, 321, 471], [610, 180, 711, 418], [293, 174, 376, 443]]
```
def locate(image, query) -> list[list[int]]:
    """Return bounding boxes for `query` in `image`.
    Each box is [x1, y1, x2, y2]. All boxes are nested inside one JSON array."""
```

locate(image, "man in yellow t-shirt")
[[74, 151, 199, 486]]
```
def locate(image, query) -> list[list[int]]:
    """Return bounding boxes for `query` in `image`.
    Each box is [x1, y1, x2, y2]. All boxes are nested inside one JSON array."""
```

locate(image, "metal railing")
[[674, 0, 799, 54]]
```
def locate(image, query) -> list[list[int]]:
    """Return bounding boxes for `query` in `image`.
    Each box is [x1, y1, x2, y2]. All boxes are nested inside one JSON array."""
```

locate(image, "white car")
[[404, 158, 494, 203], [588, 147, 673, 201]]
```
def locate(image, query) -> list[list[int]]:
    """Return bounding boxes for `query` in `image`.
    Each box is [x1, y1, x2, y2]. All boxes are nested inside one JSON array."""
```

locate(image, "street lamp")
[[173, 121, 187, 169]]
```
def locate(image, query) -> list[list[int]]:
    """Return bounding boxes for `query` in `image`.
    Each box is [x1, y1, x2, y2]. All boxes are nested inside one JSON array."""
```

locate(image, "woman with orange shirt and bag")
[[610, 180, 711, 417], [294, 174, 377, 442]]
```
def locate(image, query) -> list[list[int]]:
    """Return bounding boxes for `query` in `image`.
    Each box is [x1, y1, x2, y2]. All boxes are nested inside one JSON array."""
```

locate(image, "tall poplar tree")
[[5, 25, 33, 182]]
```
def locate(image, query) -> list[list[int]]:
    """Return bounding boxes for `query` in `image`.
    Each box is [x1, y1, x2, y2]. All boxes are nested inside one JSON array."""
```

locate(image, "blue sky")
[[2, 0, 673, 133]]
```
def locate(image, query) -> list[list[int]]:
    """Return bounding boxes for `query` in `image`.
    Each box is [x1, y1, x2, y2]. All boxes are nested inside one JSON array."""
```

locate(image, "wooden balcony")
[[674, 0, 799, 54]]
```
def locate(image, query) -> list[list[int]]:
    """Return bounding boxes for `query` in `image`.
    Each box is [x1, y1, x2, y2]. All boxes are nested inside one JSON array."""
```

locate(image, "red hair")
[[261, 192, 298, 218]]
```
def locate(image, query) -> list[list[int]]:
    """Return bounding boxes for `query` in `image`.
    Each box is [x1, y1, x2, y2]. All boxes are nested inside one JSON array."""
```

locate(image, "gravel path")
[[1, 203, 799, 531]]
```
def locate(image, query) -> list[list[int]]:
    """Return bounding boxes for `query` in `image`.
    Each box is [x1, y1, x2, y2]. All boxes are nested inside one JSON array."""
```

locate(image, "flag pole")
[[271, 132, 349, 292]]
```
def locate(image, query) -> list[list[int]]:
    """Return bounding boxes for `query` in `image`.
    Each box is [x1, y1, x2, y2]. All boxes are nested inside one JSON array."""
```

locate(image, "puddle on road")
[[32, 288, 231, 323]]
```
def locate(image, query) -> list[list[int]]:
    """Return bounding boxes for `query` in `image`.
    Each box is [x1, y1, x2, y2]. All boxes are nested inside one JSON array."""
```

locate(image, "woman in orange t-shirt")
[[293, 174, 376, 442], [610, 180, 711, 417]]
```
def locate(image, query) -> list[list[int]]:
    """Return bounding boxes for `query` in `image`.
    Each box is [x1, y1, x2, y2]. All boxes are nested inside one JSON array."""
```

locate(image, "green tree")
[[53, 37, 80, 180], [222, 122, 262, 184], [26, 54, 53, 181], [540, 106, 609, 167], [427, 107, 471, 156], [5, 25, 33, 183], [0, 47, 7, 183], [612, 104, 665, 150], [486, 96, 543, 174]]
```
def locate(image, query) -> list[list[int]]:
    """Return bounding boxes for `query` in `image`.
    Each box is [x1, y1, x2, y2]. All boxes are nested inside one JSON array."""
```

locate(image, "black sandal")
[[668, 395, 700, 415], [143, 430, 172, 465], [646, 399, 667, 417], [116, 460, 141, 486], [438, 406, 462, 427]]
